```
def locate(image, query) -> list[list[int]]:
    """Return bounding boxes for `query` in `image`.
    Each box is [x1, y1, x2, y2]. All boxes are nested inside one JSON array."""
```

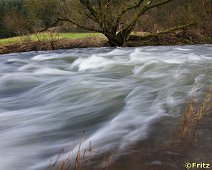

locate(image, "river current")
[[0, 45, 211, 170]]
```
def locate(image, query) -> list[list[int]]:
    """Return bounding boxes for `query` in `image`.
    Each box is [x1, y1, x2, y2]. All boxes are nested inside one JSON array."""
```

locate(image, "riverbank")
[[0, 31, 211, 54]]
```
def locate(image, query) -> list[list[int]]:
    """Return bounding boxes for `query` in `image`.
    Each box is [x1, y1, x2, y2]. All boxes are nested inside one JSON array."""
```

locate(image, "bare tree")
[[57, 0, 175, 46]]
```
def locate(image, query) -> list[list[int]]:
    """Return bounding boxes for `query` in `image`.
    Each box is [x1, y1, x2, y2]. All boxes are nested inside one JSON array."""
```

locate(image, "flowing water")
[[0, 45, 211, 170]]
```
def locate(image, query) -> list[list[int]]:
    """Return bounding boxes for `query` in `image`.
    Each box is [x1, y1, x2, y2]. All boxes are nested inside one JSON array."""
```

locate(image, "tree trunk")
[[105, 32, 125, 47]]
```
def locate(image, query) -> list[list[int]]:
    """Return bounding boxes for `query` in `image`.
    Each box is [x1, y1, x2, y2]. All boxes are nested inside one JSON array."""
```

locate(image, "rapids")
[[0, 45, 211, 170]]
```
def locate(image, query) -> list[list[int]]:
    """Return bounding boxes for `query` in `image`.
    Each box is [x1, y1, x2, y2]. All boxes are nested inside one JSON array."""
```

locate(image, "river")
[[0, 45, 211, 170]]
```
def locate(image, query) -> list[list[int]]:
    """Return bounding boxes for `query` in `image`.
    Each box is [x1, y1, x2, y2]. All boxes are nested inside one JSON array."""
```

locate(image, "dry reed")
[[48, 139, 113, 170], [181, 85, 212, 142]]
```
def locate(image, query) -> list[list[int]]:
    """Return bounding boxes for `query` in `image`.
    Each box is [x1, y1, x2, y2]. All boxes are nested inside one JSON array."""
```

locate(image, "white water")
[[0, 45, 211, 170]]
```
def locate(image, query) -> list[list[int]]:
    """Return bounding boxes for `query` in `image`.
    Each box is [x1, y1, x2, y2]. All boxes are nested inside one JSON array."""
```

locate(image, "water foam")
[[0, 45, 211, 170], [32, 53, 63, 61], [33, 68, 71, 75], [71, 54, 114, 71]]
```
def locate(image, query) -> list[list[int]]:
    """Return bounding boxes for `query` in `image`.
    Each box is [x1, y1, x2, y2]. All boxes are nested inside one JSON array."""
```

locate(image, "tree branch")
[[115, 0, 145, 32], [153, 21, 196, 36], [80, 0, 98, 18], [117, 0, 174, 39], [57, 17, 102, 33], [39, 16, 102, 33], [129, 21, 196, 40], [147, 0, 174, 10]]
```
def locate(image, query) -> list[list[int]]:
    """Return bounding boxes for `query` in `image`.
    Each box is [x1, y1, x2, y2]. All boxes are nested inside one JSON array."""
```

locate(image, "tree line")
[[0, 0, 211, 45], [0, 0, 58, 38]]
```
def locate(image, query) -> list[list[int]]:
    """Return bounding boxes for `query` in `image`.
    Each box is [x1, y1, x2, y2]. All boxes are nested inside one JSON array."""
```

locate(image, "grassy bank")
[[0, 31, 211, 54], [0, 33, 101, 45], [0, 32, 107, 54]]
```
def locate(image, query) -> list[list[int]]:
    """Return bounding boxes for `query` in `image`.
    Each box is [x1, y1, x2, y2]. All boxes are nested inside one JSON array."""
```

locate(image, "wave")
[[0, 45, 211, 170]]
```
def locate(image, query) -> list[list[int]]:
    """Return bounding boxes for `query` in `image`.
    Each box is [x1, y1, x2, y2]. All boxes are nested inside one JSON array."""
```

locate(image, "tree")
[[0, 0, 25, 38], [1, 0, 58, 38], [24, 0, 58, 30], [58, 0, 175, 46]]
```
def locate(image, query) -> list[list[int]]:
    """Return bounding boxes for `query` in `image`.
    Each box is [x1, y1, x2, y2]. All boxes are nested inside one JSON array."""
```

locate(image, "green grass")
[[0, 32, 151, 46], [0, 32, 101, 45], [58, 32, 101, 39]]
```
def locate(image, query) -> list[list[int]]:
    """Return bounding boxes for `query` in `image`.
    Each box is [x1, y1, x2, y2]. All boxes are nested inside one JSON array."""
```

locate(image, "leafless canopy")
[[58, 0, 174, 46]]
